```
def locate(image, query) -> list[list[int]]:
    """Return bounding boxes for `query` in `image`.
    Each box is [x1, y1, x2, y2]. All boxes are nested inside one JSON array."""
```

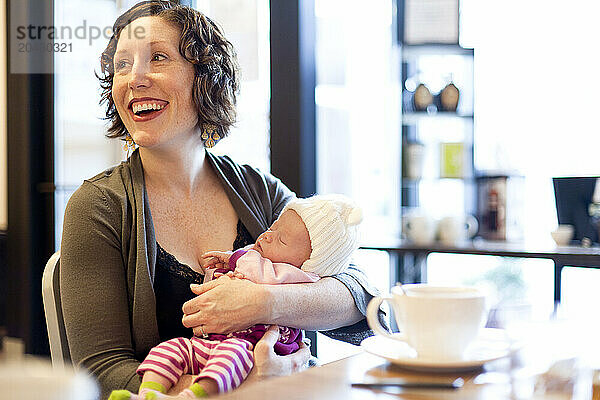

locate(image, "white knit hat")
[[281, 194, 362, 276]]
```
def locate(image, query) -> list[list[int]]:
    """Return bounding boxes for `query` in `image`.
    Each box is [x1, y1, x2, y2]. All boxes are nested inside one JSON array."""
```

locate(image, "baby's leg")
[[137, 371, 172, 399], [109, 337, 197, 400], [191, 338, 254, 394]]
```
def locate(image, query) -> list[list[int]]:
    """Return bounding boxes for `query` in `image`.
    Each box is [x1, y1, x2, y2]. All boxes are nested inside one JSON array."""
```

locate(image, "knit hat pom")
[[346, 206, 363, 226]]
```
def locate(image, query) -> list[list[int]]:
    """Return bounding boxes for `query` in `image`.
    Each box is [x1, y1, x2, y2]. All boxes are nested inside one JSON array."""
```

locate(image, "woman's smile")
[[128, 97, 169, 122]]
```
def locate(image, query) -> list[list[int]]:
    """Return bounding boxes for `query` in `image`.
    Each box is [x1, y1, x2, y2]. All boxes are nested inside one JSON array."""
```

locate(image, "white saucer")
[[361, 328, 517, 372]]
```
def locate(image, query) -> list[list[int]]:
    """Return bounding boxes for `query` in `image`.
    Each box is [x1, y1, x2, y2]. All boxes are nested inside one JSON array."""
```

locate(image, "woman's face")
[[112, 16, 198, 149]]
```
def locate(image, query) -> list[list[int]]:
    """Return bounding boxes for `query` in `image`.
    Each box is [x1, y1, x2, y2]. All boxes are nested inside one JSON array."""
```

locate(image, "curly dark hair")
[[97, 0, 239, 142]]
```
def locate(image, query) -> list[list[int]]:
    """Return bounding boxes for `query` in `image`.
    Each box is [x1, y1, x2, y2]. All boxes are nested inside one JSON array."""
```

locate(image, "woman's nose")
[[128, 60, 151, 89]]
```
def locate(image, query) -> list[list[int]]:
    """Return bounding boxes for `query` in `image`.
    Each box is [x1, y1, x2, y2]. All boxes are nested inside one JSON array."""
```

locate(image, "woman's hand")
[[182, 275, 271, 335], [249, 325, 311, 381]]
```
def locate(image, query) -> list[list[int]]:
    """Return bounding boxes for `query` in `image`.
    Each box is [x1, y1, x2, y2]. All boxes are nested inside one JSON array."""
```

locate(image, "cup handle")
[[465, 215, 479, 238], [366, 295, 396, 339]]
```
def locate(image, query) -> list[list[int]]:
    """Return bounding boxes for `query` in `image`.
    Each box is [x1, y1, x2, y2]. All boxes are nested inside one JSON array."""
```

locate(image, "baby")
[[109, 194, 362, 399]]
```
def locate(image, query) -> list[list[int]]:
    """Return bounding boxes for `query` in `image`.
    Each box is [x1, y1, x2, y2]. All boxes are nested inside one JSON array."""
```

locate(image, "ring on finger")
[[199, 325, 209, 339]]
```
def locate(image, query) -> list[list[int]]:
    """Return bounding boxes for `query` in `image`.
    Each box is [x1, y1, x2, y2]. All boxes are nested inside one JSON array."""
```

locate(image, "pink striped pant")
[[137, 337, 254, 393]]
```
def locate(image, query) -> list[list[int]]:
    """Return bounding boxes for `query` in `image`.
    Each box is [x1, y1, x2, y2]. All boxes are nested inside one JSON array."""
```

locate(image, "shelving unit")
[[401, 112, 474, 125], [400, 43, 476, 220]]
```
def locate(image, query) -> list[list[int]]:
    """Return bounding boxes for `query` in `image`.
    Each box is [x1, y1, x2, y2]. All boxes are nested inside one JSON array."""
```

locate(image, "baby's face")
[[254, 210, 311, 267]]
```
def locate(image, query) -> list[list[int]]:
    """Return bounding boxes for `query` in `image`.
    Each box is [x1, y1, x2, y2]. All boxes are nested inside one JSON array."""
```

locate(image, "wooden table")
[[361, 239, 600, 305], [217, 350, 577, 400]]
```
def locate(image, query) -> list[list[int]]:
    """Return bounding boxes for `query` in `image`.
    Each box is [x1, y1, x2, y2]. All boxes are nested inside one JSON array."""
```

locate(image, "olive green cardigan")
[[60, 150, 382, 397]]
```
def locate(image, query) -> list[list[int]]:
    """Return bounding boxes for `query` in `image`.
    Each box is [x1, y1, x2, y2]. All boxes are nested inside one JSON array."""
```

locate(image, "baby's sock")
[[108, 390, 135, 400], [137, 381, 167, 400], [179, 383, 209, 398], [108, 381, 168, 400]]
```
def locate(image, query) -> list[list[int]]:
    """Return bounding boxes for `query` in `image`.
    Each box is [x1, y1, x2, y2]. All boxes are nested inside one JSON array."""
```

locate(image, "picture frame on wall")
[[401, 0, 459, 44]]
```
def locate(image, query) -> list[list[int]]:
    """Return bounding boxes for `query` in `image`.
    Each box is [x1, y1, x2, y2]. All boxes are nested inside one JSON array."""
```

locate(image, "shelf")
[[401, 44, 474, 61], [402, 177, 476, 185], [402, 112, 474, 125]]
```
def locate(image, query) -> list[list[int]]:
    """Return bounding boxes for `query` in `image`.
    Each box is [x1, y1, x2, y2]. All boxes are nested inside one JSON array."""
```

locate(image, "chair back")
[[42, 251, 71, 367]]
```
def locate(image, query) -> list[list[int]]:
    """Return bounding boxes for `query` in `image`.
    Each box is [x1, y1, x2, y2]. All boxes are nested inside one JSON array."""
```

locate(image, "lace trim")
[[156, 243, 204, 284], [233, 219, 254, 250], [156, 220, 254, 283]]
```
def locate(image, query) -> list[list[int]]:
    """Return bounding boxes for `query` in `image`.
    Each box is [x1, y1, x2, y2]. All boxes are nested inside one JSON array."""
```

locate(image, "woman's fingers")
[[252, 326, 281, 379], [181, 280, 226, 326], [278, 342, 310, 373], [182, 277, 266, 334], [187, 279, 221, 300], [182, 313, 202, 331], [253, 325, 310, 378], [291, 341, 311, 371], [192, 325, 209, 338], [255, 325, 280, 354], [182, 301, 215, 330]]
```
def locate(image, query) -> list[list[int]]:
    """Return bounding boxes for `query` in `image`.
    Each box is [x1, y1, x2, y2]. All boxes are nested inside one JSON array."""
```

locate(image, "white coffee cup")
[[402, 214, 435, 245], [550, 224, 574, 246], [367, 284, 488, 360], [404, 142, 425, 179], [437, 215, 478, 245]]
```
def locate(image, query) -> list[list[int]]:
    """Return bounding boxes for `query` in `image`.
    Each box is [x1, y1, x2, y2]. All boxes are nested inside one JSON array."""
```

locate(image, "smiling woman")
[[59, 1, 383, 399], [98, 2, 239, 149]]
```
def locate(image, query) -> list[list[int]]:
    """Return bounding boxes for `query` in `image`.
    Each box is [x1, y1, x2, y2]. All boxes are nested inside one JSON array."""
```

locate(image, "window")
[[315, 0, 400, 239], [54, 0, 123, 248], [195, 0, 271, 171]]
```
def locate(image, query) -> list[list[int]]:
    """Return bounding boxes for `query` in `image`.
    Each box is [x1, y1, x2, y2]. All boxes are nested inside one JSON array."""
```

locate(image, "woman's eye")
[[152, 53, 167, 62], [114, 59, 129, 71]]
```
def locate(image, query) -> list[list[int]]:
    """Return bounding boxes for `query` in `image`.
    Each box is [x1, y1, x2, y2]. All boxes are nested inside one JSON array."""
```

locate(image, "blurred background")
[[1, 0, 599, 364]]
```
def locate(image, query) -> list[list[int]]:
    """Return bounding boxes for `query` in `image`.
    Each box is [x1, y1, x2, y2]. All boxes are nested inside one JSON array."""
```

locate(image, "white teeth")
[[132, 102, 164, 114]]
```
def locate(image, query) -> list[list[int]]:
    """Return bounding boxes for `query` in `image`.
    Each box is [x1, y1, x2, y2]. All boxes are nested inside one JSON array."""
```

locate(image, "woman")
[[60, 1, 384, 398]]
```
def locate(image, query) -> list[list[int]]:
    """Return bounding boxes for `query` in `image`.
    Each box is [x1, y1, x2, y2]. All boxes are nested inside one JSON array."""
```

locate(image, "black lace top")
[[154, 220, 254, 341]]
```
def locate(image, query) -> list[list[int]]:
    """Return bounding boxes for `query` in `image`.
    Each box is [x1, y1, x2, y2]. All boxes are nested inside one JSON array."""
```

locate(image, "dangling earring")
[[201, 123, 220, 148], [123, 134, 136, 157]]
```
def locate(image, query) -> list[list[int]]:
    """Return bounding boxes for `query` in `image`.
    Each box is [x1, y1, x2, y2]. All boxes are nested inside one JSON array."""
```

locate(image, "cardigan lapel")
[[127, 150, 160, 357]]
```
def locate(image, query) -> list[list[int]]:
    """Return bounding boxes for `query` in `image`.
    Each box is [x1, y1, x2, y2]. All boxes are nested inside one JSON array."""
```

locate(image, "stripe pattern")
[[137, 337, 254, 393]]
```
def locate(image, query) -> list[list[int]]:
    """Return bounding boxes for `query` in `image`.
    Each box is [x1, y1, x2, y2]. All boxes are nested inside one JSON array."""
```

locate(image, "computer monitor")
[[553, 177, 599, 244]]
